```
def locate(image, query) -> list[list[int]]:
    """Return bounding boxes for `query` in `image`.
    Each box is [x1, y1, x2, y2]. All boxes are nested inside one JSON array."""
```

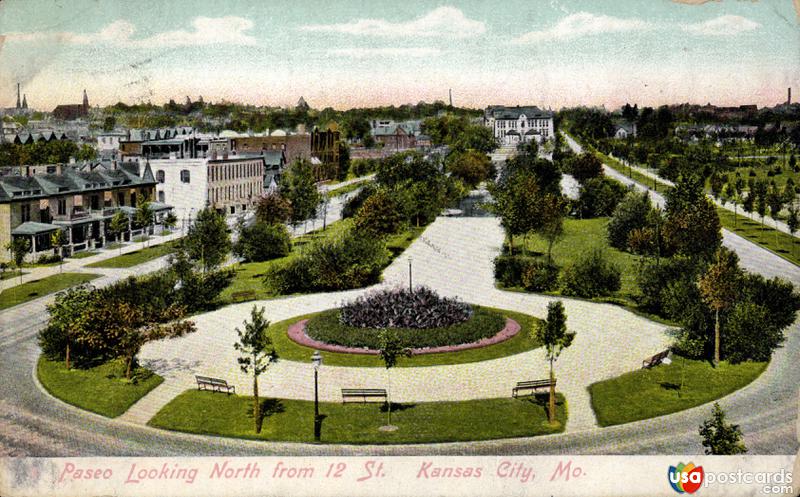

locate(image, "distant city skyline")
[[0, 0, 797, 111]]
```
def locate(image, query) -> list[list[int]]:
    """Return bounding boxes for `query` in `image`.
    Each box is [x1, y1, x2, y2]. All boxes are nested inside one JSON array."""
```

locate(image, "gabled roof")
[[486, 105, 553, 120], [11, 221, 61, 236]]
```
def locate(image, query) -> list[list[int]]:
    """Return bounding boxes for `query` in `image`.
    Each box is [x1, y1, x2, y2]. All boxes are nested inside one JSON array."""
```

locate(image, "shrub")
[[263, 227, 389, 293], [340, 286, 471, 329], [722, 302, 782, 363], [342, 183, 376, 218], [36, 253, 62, 265], [494, 255, 538, 288], [233, 222, 291, 262], [306, 306, 505, 350], [521, 260, 559, 292], [255, 192, 292, 225], [560, 250, 621, 298]]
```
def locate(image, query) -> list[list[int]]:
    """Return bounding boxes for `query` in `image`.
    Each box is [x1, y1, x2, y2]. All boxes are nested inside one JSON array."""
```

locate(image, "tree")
[[723, 182, 739, 228], [134, 194, 154, 245], [108, 210, 129, 251], [6, 237, 30, 278], [538, 194, 566, 264], [353, 189, 406, 236], [51, 229, 67, 272], [109, 302, 195, 379], [255, 191, 293, 226], [787, 205, 799, 257], [607, 191, 654, 250], [567, 153, 603, 183], [184, 207, 231, 271], [234, 306, 276, 434], [767, 184, 784, 246], [699, 403, 747, 455], [281, 159, 321, 229], [42, 284, 95, 369], [575, 176, 627, 218], [102, 116, 116, 132], [663, 177, 721, 261], [233, 221, 290, 262], [162, 211, 178, 232], [445, 150, 492, 188], [697, 248, 741, 367], [377, 328, 411, 429], [535, 301, 575, 425], [742, 191, 754, 220], [489, 172, 543, 254]]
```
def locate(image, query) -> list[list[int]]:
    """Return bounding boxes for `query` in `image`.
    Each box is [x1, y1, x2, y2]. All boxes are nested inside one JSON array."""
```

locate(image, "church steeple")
[[82, 89, 89, 109], [21, 94, 27, 109], [16, 83, 21, 109]]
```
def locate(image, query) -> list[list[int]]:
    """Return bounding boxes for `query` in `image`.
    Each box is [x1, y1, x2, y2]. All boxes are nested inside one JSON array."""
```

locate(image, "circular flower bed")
[[340, 286, 471, 329], [306, 306, 506, 350]]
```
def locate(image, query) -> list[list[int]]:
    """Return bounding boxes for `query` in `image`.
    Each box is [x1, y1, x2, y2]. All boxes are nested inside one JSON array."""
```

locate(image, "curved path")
[[0, 165, 796, 456]]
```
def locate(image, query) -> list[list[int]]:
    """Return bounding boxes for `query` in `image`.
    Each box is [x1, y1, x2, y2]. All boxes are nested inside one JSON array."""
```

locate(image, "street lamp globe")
[[312, 350, 322, 369]]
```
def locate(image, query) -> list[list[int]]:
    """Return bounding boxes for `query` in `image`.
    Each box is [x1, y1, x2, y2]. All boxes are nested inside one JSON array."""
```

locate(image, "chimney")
[[789, 87, 792, 105], [16, 83, 21, 109]]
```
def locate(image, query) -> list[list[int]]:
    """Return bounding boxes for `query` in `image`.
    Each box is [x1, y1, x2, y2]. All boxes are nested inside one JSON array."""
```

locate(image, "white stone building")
[[483, 105, 554, 145], [146, 153, 265, 228], [96, 131, 128, 152]]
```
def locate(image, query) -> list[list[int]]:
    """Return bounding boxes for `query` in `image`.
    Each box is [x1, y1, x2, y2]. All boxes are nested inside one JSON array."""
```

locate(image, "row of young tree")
[[0, 140, 96, 167]]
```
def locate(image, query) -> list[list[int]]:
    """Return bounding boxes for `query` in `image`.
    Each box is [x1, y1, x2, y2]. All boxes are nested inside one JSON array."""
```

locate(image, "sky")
[[0, 0, 798, 111]]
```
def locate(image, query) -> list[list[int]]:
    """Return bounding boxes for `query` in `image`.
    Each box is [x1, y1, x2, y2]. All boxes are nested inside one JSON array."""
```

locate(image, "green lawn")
[[516, 217, 643, 302], [588, 357, 767, 427], [0, 270, 25, 281], [37, 357, 164, 418], [263, 307, 542, 368], [327, 180, 369, 197], [68, 251, 99, 259], [86, 241, 177, 268], [149, 391, 566, 444], [0, 273, 100, 310]]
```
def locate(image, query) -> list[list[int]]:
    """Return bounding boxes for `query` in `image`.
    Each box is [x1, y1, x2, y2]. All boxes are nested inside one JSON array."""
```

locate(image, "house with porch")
[[483, 105, 554, 145], [0, 163, 169, 262]]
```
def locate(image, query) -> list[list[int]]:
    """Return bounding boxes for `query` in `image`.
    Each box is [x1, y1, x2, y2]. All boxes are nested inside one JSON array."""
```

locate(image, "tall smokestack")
[[789, 87, 792, 105], [16, 83, 21, 109], [449, 89, 453, 107]]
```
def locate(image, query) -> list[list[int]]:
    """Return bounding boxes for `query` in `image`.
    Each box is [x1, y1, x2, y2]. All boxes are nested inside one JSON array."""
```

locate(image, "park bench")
[[230, 290, 256, 303], [512, 379, 555, 398], [341, 388, 388, 403], [195, 375, 235, 394], [642, 349, 671, 369]]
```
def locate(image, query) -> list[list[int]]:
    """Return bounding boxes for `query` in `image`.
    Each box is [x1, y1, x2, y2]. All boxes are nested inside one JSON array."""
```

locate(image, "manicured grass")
[[149, 391, 566, 443], [86, 241, 177, 268], [588, 357, 767, 427], [266, 307, 542, 368], [516, 217, 643, 301], [68, 251, 99, 259], [0, 273, 100, 310], [327, 180, 368, 197], [0, 270, 25, 281], [37, 357, 164, 418], [716, 208, 800, 266]]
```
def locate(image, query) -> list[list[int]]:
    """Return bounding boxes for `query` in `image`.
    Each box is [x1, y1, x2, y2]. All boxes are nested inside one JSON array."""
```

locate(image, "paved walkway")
[[129, 207, 671, 432]]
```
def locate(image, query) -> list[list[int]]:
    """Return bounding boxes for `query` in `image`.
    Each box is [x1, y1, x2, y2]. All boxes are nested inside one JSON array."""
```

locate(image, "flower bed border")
[[287, 317, 521, 355]]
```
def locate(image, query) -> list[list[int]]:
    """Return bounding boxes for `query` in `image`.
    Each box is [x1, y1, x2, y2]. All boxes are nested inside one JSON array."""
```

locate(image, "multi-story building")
[[0, 163, 165, 262], [483, 105, 554, 145], [229, 131, 311, 164], [96, 131, 128, 153], [148, 153, 265, 226]]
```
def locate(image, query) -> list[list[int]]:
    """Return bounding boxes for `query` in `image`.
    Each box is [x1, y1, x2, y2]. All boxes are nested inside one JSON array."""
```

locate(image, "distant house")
[[96, 131, 128, 152], [483, 105, 554, 145], [613, 122, 636, 139], [262, 150, 286, 190], [372, 124, 417, 151]]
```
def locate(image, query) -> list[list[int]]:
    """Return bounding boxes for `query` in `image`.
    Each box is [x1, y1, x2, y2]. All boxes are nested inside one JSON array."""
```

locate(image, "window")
[[117, 192, 125, 206], [156, 170, 165, 183], [21, 204, 31, 222], [230, 205, 235, 214], [158, 191, 165, 203], [58, 198, 66, 216], [131, 194, 137, 207], [91, 195, 99, 211], [180, 170, 190, 183]]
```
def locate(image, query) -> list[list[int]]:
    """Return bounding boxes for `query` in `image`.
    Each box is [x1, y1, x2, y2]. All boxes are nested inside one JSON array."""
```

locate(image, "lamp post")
[[408, 256, 413, 293], [312, 350, 322, 442]]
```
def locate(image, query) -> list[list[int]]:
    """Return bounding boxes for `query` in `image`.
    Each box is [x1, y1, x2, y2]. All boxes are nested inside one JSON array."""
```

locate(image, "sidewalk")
[[0, 230, 185, 292]]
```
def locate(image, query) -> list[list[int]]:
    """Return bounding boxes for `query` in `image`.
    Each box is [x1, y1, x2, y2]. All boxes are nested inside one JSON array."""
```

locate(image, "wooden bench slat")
[[512, 379, 555, 398], [195, 375, 235, 394], [341, 388, 388, 403]]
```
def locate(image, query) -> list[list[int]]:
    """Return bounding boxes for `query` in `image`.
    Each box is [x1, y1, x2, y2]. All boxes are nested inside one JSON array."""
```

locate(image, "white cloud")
[[328, 47, 442, 58], [5, 17, 256, 46], [512, 12, 651, 44], [682, 15, 760, 36], [299, 6, 485, 39]]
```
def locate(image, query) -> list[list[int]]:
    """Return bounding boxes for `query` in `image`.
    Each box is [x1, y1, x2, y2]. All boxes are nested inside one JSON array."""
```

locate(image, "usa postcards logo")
[[668, 462, 705, 494]]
